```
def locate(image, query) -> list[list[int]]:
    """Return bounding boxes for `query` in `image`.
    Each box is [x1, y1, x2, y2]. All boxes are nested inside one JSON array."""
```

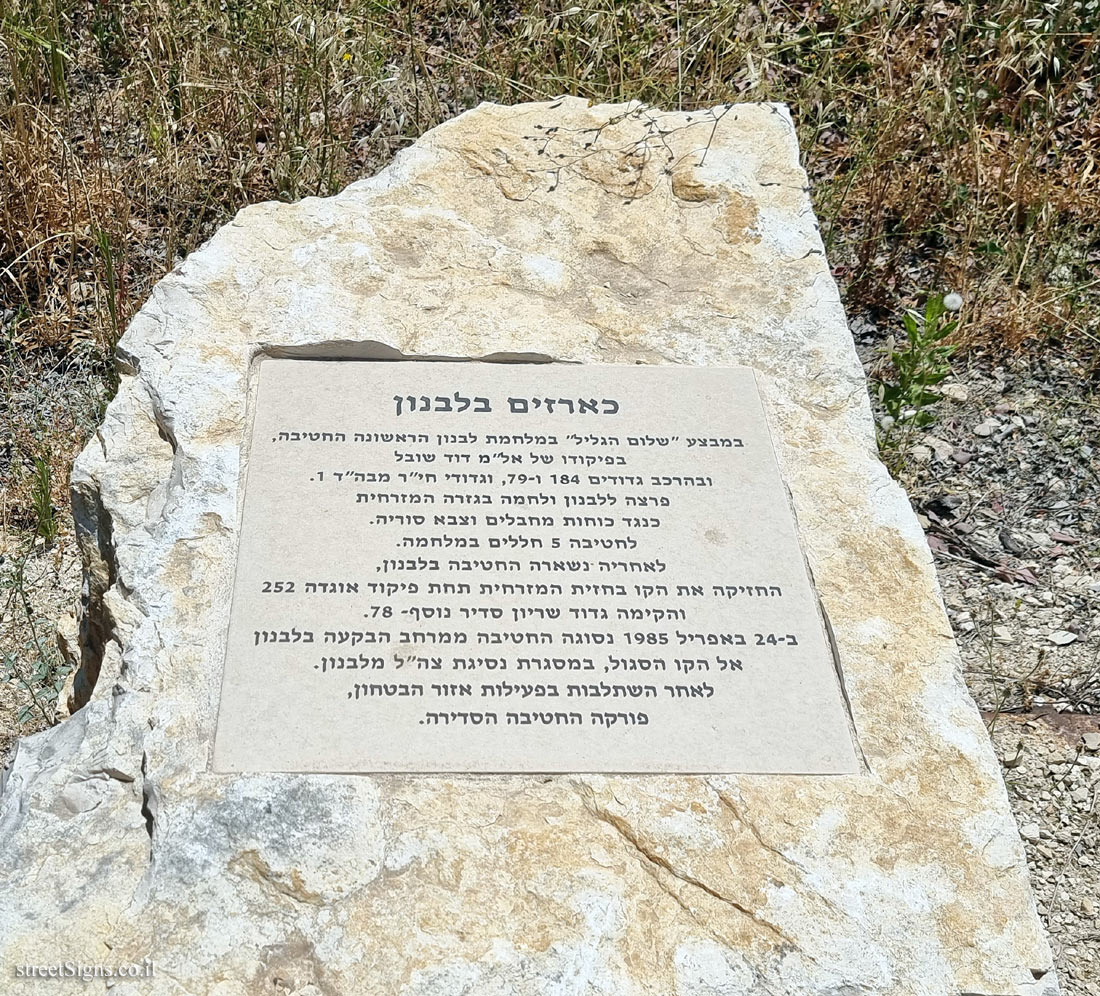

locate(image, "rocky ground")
[[0, 339, 104, 762], [2, 339, 1098, 991], [992, 715, 1100, 993], [0, 535, 80, 765], [855, 330, 1100, 993]]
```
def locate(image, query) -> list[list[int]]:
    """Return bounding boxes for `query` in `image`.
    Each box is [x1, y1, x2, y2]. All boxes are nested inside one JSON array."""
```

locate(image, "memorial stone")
[[215, 361, 857, 774], [0, 99, 1057, 995]]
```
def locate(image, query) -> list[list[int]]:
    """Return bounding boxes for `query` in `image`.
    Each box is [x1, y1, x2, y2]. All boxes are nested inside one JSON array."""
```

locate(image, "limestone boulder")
[[0, 99, 1056, 995]]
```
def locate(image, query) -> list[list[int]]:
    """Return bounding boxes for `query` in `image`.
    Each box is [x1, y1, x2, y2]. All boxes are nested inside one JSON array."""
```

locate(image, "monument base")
[[0, 99, 1056, 996]]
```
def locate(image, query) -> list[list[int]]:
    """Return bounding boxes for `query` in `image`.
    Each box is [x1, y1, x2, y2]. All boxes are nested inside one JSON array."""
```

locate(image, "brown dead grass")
[[3, 3, 1098, 366]]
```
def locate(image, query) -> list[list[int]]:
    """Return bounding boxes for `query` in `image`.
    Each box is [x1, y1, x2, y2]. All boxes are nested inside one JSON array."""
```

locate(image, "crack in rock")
[[574, 783, 799, 953]]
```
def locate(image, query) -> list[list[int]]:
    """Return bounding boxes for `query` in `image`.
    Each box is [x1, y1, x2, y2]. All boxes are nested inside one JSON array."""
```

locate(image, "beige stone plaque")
[[213, 359, 859, 773]]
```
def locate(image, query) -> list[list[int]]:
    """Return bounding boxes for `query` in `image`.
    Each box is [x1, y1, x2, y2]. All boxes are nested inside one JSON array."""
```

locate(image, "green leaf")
[[924, 294, 945, 326]]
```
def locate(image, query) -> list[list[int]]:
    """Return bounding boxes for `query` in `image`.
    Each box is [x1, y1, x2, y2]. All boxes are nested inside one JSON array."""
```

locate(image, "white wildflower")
[[943, 292, 963, 311]]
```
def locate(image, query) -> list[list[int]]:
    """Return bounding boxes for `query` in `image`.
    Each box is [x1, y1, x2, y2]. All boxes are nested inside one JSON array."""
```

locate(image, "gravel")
[[991, 715, 1100, 994], [859, 331, 1100, 992]]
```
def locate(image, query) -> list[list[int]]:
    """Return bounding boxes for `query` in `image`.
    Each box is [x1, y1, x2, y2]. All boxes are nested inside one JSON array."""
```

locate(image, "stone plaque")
[[213, 359, 859, 773]]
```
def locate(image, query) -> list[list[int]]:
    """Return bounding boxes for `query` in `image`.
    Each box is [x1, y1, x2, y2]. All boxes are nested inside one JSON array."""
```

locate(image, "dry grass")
[[3, 3, 1097, 364], [1, 1, 1099, 730]]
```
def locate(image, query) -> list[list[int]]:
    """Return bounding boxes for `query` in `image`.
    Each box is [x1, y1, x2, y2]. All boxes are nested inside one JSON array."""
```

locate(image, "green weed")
[[31, 452, 58, 544], [875, 294, 959, 466]]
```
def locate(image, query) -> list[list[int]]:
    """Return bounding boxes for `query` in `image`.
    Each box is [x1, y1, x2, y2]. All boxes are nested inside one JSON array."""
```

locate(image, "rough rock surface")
[[0, 99, 1057, 995]]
